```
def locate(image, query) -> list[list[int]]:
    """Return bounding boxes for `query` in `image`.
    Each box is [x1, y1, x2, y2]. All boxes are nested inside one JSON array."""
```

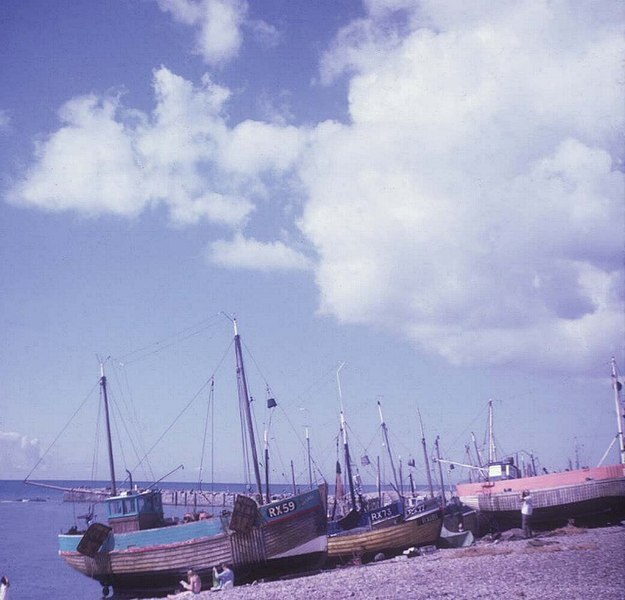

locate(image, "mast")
[[337, 363, 356, 510], [488, 399, 496, 464], [264, 429, 270, 504], [233, 318, 263, 499], [378, 400, 400, 495], [418, 408, 435, 499], [377, 455, 382, 505], [611, 357, 625, 465], [471, 432, 483, 472], [100, 362, 117, 496], [434, 435, 446, 506], [340, 411, 357, 510], [306, 427, 313, 489], [290, 460, 297, 495]]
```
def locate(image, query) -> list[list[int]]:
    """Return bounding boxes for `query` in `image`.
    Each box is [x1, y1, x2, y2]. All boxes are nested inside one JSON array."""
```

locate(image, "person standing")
[[0, 576, 9, 600], [520, 490, 533, 538]]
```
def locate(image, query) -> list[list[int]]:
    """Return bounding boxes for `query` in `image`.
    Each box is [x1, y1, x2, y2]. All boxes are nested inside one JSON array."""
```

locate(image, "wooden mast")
[[434, 435, 446, 506], [100, 361, 117, 496], [488, 399, 496, 464], [611, 357, 625, 465], [306, 426, 313, 489], [377, 400, 400, 495], [233, 318, 263, 499], [337, 363, 356, 510], [418, 408, 435, 499], [264, 428, 270, 504]]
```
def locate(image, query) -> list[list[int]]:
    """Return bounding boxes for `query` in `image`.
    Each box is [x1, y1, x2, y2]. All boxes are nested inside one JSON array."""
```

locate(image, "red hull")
[[456, 464, 625, 530]]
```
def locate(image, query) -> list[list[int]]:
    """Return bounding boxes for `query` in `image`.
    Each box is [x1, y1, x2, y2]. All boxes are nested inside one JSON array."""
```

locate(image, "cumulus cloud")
[[0, 431, 41, 477], [8, 66, 308, 230], [208, 232, 312, 271], [300, 1, 624, 373], [158, 0, 248, 66]]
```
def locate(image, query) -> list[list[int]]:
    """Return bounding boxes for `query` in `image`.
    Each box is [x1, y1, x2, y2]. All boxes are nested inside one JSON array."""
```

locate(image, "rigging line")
[[239, 382, 252, 488], [129, 376, 215, 475], [211, 376, 215, 492], [91, 395, 103, 482], [117, 322, 216, 366], [111, 362, 154, 482], [275, 404, 327, 481], [198, 378, 214, 489], [109, 365, 153, 482], [24, 379, 99, 481], [110, 395, 129, 481], [116, 314, 223, 364], [110, 391, 149, 485], [270, 437, 291, 487], [128, 338, 234, 475]]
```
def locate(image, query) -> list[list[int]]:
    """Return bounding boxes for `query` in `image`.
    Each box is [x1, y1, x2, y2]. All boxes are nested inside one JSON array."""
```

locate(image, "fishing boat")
[[39, 319, 327, 598], [327, 373, 442, 563], [454, 358, 625, 531]]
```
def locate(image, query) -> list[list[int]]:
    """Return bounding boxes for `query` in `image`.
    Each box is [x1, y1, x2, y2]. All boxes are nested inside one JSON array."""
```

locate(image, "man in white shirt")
[[520, 490, 533, 538]]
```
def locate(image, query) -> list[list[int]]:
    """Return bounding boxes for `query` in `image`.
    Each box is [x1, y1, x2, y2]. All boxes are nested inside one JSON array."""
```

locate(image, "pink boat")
[[455, 358, 625, 530]]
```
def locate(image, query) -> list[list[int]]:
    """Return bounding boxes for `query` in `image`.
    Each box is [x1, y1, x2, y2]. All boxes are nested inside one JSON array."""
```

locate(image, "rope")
[[198, 379, 214, 489], [24, 380, 99, 481]]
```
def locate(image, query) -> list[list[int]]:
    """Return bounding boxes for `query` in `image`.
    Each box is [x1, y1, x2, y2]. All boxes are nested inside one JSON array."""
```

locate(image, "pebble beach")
[[156, 525, 625, 600]]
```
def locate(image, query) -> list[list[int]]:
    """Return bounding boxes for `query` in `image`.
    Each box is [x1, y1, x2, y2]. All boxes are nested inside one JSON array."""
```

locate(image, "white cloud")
[[7, 67, 306, 229], [158, 0, 248, 66], [10, 95, 145, 217], [208, 232, 312, 271], [218, 119, 306, 175], [0, 431, 41, 477], [300, 1, 624, 373]]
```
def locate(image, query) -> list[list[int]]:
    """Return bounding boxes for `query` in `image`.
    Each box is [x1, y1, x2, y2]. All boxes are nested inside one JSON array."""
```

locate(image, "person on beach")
[[0, 575, 9, 600], [521, 490, 533, 538], [212, 563, 234, 591], [180, 569, 202, 594]]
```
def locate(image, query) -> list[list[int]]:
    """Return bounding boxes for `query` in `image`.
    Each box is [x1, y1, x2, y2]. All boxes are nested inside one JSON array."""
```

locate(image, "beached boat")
[[327, 385, 442, 563], [41, 319, 327, 598], [454, 359, 625, 531]]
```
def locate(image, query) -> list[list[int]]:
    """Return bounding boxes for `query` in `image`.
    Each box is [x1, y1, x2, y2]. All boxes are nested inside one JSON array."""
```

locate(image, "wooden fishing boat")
[[454, 358, 625, 531], [328, 501, 442, 560], [59, 486, 327, 597], [46, 319, 327, 598], [455, 463, 625, 530], [327, 383, 443, 563]]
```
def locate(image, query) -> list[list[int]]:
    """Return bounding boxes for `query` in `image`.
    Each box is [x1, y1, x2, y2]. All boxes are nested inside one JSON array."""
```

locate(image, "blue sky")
[[1, 1, 623, 489]]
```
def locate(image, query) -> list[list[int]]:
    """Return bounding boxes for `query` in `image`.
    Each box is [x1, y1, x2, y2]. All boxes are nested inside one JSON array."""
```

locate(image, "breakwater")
[[63, 487, 247, 508], [63, 487, 403, 509]]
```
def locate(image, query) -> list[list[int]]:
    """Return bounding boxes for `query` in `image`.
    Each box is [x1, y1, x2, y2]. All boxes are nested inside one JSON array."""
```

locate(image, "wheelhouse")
[[105, 489, 164, 533]]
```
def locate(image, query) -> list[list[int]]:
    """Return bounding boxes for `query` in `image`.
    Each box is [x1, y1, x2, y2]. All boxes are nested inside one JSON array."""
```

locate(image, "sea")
[[0, 479, 264, 600]]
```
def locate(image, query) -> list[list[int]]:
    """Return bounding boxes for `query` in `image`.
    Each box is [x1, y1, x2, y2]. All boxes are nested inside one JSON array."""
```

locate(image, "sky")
[[1, 1, 624, 491]]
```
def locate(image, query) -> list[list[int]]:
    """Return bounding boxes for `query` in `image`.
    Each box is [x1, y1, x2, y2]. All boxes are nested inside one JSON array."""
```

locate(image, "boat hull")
[[456, 464, 625, 531], [60, 489, 327, 597], [327, 506, 443, 563]]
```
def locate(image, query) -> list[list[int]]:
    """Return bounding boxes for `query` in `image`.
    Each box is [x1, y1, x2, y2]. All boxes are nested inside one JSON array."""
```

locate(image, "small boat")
[[327, 378, 442, 563], [47, 319, 327, 598], [454, 358, 625, 531]]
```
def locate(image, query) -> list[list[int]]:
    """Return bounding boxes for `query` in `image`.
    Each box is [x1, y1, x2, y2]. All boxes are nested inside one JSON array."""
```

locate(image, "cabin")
[[487, 457, 521, 481], [105, 489, 164, 533]]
